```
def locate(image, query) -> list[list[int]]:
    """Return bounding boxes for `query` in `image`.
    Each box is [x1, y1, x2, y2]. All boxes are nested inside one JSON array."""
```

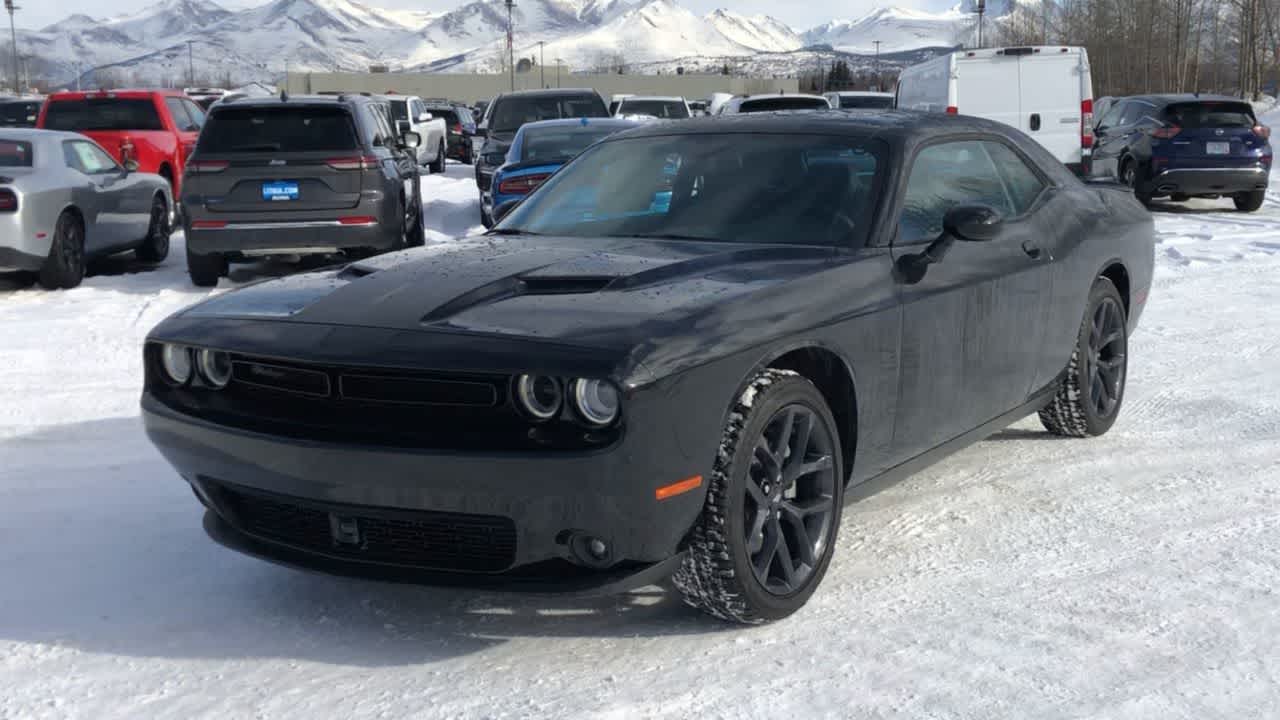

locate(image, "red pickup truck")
[[37, 89, 205, 198]]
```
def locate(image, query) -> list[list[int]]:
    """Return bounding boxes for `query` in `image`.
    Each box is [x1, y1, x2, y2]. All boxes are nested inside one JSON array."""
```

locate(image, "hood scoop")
[[336, 263, 379, 281], [421, 273, 616, 323]]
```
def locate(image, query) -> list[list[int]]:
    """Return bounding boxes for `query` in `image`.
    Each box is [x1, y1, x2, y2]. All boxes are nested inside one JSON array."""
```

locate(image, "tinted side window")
[[181, 99, 207, 129], [165, 97, 195, 131], [367, 105, 394, 144], [1118, 102, 1149, 126], [1097, 101, 1126, 128], [898, 141, 1013, 244], [984, 142, 1045, 215]]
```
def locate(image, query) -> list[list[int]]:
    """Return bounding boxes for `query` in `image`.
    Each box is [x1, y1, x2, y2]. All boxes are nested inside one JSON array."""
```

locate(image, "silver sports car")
[[0, 128, 173, 289]]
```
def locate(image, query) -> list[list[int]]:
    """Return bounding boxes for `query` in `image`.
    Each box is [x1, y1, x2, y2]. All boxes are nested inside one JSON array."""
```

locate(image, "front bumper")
[[185, 220, 400, 255], [1148, 167, 1269, 196], [142, 393, 707, 592]]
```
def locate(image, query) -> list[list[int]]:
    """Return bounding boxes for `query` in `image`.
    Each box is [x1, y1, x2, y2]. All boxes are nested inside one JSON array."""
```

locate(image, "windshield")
[[490, 94, 609, 134], [44, 98, 164, 131], [1164, 101, 1256, 128], [0, 102, 39, 127], [521, 127, 624, 164], [198, 106, 359, 153], [500, 134, 884, 247], [740, 97, 830, 113], [388, 100, 409, 122], [838, 95, 894, 110], [617, 99, 690, 119], [0, 139, 32, 166]]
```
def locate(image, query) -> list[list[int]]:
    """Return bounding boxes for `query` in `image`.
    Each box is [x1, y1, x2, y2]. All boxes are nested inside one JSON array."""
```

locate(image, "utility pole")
[[75, 61, 81, 91], [873, 40, 881, 91], [974, 0, 985, 48], [284, 57, 290, 93], [555, 57, 562, 88], [505, 0, 515, 92], [538, 40, 545, 87], [4, 0, 18, 95], [186, 40, 194, 86]]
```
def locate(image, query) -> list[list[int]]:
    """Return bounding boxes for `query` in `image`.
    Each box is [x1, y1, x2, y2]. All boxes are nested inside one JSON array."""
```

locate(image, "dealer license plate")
[[262, 180, 299, 201]]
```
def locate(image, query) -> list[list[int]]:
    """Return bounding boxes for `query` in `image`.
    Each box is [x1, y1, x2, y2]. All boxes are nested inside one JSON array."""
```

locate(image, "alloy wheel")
[[1086, 296, 1126, 417], [59, 217, 84, 276], [744, 404, 837, 595]]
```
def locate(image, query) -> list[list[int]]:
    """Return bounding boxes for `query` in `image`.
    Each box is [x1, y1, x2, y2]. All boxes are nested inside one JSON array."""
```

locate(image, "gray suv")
[[181, 94, 425, 286]]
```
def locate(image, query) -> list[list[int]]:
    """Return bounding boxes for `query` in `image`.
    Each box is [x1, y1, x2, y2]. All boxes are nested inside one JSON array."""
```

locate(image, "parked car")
[[384, 95, 448, 173], [185, 87, 227, 110], [896, 46, 1095, 175], [0, 98, 43, 127], [688, 100, 709, 116], [180, 94, 425, 286], [37, 89, 205, 198], [613, 96, 691, 119], [1090, 94, 1272, 210], [825, 91, 895, 110], [607, 94, 635, 115], [474, 88, 610, 224], [420, 99, 476, 165], [483, 117, 641, 228], [0, 129, 172, 289], [717, 94, 832, 114], [143, 111, 1154, 623]]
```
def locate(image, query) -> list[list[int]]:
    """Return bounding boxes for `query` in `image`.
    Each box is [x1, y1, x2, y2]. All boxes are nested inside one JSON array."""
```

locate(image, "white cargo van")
[[896, 46, 1095, 173]]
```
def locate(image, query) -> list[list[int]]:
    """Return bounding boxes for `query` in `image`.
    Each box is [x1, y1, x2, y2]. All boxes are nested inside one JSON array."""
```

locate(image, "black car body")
[[473, 89, 609, 222], [180, 94, 425, 286], [422, 100, 476, 164], [1090, 94, 1272, 210], [144, 112, 1155, 621]]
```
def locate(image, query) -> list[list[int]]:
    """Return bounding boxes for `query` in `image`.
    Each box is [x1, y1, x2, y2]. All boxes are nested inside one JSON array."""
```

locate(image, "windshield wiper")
[[623, 233, 721, 243], [229, 143, 282, 152], [486, 227, 540, 236]]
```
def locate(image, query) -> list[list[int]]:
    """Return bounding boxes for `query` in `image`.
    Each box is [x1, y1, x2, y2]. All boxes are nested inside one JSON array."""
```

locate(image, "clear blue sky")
[[27, 0, 957, 33]]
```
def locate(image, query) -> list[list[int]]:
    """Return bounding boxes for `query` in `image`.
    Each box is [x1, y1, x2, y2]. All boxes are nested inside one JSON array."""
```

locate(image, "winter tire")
[[673, 368, 844, 624], [1039, 277, 1129, 438], [186, 245, 227, 288], [135, 193, 171, 263], [39, 211, 86, 290], [429, 141, 446, 174], [1121, 159, 1152, 206], [1234, 190, 1265, 212]]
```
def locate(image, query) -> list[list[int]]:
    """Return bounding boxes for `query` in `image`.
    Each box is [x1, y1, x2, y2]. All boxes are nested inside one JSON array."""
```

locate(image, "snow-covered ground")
[[3, 160, 1280, 719]]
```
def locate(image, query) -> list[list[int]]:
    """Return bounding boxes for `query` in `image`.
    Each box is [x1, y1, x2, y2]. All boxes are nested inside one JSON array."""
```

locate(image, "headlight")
[[515, 374, 562, 421], [484, 152, 506, 166], [160, 344, 193, 385], [196, 348, 232, 389], [571, 379, 620, 427]]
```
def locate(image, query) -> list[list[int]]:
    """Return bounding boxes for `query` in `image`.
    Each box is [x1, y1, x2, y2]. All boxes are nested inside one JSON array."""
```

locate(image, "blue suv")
[[1091, 94, 1272, 211]]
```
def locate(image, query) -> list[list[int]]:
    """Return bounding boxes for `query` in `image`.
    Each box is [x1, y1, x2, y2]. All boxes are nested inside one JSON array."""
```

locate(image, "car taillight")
[[187, 160, 229, 174], [453, 123, 463, 133], [326, 155, 379, 171], [338, 216, 377, 225], [1081, 98, 1094, 149], [1254, 124, 1271, 140], [1148, 126, 1182, 139], [497, 174, 550, 195], [945, 106, 958, 115], [190, 220, 227, 229], [0, 188, 16, 212]]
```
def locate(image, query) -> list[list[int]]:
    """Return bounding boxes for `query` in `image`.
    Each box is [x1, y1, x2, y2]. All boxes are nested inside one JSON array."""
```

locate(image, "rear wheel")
[[429, 141, 446, 174], [135, 193, 171, 263], [39, 211, 86, 289], [1039, 277, 1129, 437], [1234, 190, 1266, 212], [673, 369, 844, 624], [1120, 159, 1152, 206], [186, 245, 227, 288]]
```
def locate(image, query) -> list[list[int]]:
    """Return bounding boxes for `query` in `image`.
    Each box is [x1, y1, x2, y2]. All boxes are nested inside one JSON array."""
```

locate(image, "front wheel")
[[1234, 190, 1266, 212], [1039, 277, 1129, 437], [673, 369, 844, 624]]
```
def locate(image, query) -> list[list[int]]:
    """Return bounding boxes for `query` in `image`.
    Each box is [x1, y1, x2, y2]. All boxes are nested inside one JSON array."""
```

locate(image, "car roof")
[[831, 91, 894, 97], [0, 127, 88, 142], [614, 109, 1020, 143], [212, 94, 369, 109], [47, 89, 186, 100], [518, 118, 641, 133], [619, 96, 685, 102], [1124, 93, 1251, 107], [743, 93, 829, 102], [497, 88, 600, 99]]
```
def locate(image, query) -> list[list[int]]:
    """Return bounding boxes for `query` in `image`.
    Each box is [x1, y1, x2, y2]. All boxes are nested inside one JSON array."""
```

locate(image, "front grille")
[[212, 481, 517, 573]]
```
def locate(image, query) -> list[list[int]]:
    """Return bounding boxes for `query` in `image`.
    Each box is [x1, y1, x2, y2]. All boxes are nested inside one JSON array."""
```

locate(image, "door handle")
[[1022, 240, 1044, 260], [1030, 113, 1041, 131]]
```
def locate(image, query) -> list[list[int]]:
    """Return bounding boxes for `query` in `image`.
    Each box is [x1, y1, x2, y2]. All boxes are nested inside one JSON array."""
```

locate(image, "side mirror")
[[493, 198, 521, 224], [896, 204, 1003, 284], [400, 131, 422, 149], [396, 119, 412, 137], [943, 204, 1003, 243], [418, 112, 433, 122], [123, 159, 140, 173]]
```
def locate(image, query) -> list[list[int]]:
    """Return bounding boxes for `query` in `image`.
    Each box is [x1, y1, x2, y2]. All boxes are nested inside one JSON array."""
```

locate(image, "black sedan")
[[142, 112, 1155, 624]]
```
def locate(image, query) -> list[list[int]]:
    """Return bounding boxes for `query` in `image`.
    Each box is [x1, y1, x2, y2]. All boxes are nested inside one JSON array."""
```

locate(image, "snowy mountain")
[[25, 0, 967, 88], [803, 7, 971, 54]]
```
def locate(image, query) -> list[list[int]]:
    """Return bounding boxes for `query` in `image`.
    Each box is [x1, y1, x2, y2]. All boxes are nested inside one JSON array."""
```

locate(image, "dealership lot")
[[2, 158, 1279, 718]]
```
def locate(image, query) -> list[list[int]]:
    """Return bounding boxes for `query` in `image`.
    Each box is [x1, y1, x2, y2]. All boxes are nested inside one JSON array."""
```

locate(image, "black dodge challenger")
[[143, 112, 1156, 624]]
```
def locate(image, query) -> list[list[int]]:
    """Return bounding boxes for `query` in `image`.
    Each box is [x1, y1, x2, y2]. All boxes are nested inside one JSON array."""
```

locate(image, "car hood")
[[182, 235, 834, 348]]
